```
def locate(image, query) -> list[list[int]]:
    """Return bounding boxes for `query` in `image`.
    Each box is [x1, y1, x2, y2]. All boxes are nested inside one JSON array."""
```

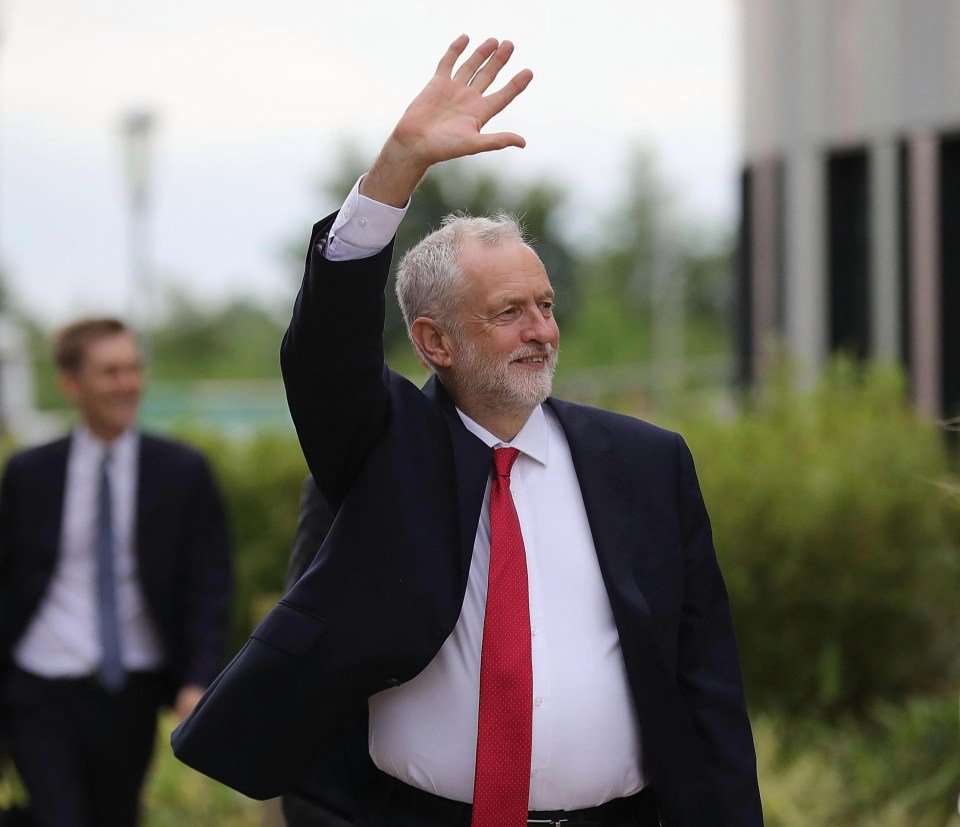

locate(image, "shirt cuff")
[[325, 176, 409, 261]]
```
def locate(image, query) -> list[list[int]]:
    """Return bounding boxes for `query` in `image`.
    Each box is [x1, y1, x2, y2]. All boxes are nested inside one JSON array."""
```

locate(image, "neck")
[[453, 395, 534, 443], [85, 423, 127, 444]]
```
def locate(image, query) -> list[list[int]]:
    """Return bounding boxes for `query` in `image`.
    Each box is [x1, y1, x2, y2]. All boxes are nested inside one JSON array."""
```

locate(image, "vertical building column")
[[908, 133, 941, 417], [869, 140, 900, 360], [749, 158, 780, 376], [785, 150, 828, 379]]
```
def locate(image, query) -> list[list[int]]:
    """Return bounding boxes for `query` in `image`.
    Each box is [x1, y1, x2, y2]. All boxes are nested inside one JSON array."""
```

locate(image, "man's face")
[[448, 238, 560, 414], [58, 331, 144, 442]]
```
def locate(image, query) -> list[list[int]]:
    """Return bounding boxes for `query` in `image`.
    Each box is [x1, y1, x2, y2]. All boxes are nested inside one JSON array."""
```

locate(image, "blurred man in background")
[[0, 318, 233, 827]]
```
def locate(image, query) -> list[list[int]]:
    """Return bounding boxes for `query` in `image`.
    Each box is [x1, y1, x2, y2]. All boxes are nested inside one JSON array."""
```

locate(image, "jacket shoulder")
[[139, 432, 209, 464], [3, 436, 71, 474], [548, 397, 680, 444]]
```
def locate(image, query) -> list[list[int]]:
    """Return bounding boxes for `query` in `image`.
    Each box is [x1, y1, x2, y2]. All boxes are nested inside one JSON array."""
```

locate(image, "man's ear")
[[57, 369, 81, 404], [410, 317, 454, 370]]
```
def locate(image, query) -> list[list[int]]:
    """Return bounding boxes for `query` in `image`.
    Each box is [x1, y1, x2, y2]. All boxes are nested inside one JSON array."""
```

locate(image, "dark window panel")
[[940, 132, 960, 420], [827, 148, 871, 360]]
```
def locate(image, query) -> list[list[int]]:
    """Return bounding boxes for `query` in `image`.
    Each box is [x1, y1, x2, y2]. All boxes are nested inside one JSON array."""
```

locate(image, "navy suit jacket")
[[172, 214, 763, 826], [0, 432, 234, 700]]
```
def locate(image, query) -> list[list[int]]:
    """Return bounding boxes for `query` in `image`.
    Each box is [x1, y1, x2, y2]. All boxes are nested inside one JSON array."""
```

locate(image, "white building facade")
[[738, 0, 960, 419]]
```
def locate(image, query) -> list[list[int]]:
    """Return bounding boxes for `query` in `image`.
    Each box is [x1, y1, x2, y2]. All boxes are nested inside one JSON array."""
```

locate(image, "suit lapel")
[[135, 434, 164, 575], [420, 385, 655, 614], [547, 399, 692, 785], [422, 376, 491, 576], [417, 384, 658, 632], [546, 399, 653, 624], [36, 437, 71, 569]]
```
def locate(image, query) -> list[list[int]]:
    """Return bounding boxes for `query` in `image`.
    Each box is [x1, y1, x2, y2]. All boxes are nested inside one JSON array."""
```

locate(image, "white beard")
[[451, 336, 558, 413]]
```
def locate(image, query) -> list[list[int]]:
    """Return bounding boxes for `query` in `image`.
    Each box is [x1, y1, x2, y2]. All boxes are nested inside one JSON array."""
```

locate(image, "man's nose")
[[522, 310, 556, 343], [119, 367, 144, 392]]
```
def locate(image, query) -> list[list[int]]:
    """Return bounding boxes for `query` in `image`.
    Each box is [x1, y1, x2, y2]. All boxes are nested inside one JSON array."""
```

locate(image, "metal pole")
[[121, 110, 155, 359], [650, 207, 685, 405], [0, 1, 10, 435]]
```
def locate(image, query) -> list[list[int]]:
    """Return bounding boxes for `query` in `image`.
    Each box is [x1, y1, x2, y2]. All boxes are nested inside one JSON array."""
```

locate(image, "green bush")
[[145, 713, 260, 826], [672, 359, 960, 716], [755, 693, 960, 826], [176, 428, 307, 651]]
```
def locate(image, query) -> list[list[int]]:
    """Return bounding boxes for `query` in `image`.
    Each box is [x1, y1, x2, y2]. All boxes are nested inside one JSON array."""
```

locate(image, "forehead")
[[458, 238, 552, 303], [80, 331, 141, 366]]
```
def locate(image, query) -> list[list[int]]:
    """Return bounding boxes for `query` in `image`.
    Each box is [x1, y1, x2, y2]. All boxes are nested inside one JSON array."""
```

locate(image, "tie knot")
[[492, 447, 520, 478]]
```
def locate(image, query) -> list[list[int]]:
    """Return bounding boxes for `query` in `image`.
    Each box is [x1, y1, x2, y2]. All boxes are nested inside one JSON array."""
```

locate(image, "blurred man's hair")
[[54, 318, 133, 372]]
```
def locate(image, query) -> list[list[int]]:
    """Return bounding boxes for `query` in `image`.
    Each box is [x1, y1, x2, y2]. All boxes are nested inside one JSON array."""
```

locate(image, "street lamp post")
[[121, 110, 156, 356]]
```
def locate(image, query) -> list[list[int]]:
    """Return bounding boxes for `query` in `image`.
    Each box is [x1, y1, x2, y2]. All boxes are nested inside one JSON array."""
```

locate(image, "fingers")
[[438, 35, 522, 95], [483, 68, 534, 119], [469, 40, 515, 93], [436, 34, 470, 75], [453, 37, 500, 83], [474, 131, 528, 154]]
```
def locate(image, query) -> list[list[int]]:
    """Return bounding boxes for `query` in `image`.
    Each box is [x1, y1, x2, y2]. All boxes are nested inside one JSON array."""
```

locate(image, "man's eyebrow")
[[491, 287, 555, 305], [486, 294, 522, 310]]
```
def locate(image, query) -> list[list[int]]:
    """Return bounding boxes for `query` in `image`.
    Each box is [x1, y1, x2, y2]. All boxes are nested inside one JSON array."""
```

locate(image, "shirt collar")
[[455, 405, 550, 468], [73, 423, 138, 462]]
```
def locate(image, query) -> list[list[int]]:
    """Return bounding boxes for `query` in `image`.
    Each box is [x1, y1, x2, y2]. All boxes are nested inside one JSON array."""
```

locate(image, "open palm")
[[361, 35, 533, 207], [394, 36, 534, 166]]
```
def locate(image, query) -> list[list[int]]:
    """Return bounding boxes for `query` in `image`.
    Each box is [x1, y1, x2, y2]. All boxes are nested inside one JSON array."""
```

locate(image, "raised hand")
[[361, 35, 533, 207]]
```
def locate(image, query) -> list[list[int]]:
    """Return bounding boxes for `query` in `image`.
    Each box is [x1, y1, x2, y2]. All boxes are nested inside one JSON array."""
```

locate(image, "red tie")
[[471, 447, 533, 827]]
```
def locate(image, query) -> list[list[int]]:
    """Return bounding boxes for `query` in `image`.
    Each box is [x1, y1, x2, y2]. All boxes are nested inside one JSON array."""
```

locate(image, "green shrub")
[[176, 428, 307, 651], [672, 359, 960, 716], [145, 713, 260, 826], [755, 693, 960, 826]]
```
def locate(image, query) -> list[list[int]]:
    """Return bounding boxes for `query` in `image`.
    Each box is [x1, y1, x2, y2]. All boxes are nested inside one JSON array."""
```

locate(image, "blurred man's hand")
[[174, 684, 206, 721]]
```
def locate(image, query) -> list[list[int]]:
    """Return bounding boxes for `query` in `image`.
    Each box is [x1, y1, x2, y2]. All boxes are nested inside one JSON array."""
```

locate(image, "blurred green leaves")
[[673, 357, 960, 716], [307, 145, 578, 354]]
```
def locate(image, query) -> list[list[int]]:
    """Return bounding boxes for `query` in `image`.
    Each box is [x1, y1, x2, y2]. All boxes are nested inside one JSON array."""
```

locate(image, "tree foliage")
[[311, 145, 578, 353], [149, 293, 286, 381]]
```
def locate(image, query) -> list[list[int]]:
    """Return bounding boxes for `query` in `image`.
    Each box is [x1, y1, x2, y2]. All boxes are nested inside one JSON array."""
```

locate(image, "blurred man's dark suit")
[[0, 432, 233, 825]]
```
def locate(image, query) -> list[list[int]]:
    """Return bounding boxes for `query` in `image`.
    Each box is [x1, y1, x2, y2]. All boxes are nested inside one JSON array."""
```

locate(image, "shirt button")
[[343, 206, 352, 218], [358, 216, 367, 227], [534, 696, 543, 707], [531, 768, 538, 777], [531, 626, 537, 636]]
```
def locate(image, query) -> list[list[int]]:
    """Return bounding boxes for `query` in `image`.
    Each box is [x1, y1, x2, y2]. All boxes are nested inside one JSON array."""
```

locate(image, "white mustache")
[[509, 343, 555, 362]]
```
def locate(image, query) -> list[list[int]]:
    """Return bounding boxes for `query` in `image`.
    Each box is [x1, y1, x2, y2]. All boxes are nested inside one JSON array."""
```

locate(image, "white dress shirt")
[[14, 426, 166, 677], [326, 183, 645, 808], [368, 407, 644, 809]]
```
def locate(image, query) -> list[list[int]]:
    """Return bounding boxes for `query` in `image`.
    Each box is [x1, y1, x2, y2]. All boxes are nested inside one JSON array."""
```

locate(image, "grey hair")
[[395, 211, 531, 367]]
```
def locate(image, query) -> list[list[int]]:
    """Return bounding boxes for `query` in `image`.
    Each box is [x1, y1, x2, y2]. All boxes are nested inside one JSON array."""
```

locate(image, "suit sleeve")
[[280, 214, 396, 510], [0, 459, 19, 675], [284, 475, 335, 592], [673, 435, 763, 825]]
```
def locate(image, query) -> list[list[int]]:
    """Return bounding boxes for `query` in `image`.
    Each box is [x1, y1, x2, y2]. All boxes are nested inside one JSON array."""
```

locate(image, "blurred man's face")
[[449, 238, 559, 415], [58, 331, 144, 442]]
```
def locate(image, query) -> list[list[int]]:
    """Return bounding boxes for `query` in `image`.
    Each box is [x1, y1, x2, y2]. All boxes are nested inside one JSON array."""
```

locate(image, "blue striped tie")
[[97, 451, 126, 692]]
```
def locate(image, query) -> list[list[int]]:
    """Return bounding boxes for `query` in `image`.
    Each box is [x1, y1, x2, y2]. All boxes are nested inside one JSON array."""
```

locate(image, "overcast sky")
[[0, 0, 739, 326]]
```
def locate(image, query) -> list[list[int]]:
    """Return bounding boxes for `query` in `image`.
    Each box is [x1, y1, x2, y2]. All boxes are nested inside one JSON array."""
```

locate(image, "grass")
[[144, 713, 261, 827]]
